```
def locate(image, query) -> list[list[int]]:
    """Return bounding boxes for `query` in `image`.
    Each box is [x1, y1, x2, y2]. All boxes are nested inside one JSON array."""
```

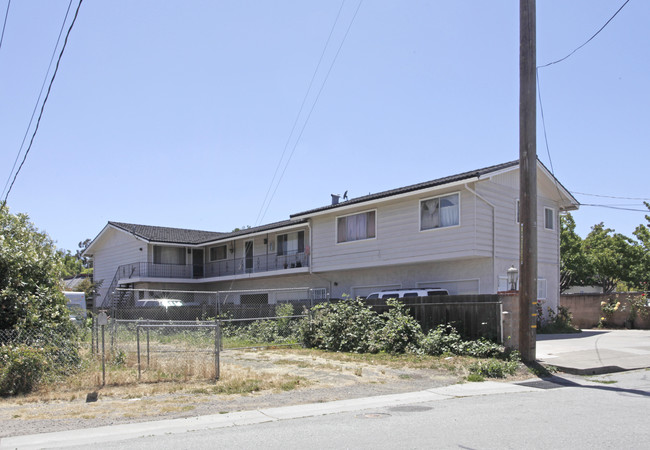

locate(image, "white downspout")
[[307, 220, 313, 275], [464, 183, 496, 293]]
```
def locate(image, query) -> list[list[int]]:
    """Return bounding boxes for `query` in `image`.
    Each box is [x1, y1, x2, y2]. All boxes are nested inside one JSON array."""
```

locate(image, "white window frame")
[[209, 244, 228, 262], [336, 210, 377, 244], [153, 245, 186, 265], [419, 192, 461, 232], [544, 207, 555, 230], [537, 278, 547, 300], [515, 199, 520, 224]]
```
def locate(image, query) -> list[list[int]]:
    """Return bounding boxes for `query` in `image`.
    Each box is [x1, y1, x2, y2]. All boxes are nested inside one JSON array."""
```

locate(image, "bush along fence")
[[0, 328, 84, 396], [2, 290, 519, 395]]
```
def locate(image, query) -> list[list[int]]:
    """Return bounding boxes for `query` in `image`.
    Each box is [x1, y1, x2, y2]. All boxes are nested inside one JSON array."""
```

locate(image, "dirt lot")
[[0, 348, 531, 438]]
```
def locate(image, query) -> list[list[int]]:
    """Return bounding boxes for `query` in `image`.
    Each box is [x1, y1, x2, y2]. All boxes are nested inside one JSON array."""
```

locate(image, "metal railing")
[[114, 251, 308, 282]]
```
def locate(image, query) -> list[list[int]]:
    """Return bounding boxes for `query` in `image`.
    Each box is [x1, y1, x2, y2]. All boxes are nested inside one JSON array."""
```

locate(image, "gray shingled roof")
[[109, 222, 226, 244], [290, 159, 520, 218], [109, 218, 308, 245]]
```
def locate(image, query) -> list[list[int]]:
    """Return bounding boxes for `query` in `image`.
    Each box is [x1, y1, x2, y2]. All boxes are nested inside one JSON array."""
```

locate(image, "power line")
[[538, 0, 631, 69], [571, 191, 650, 201], [254, 0, 347, 227], [580, 204, 649, 213], [535, 67, 567, 204], [0, 0, 9, 52], [2, 0, 82, 207], [258, 0, 364, 224], [1, 0, 75, 200]]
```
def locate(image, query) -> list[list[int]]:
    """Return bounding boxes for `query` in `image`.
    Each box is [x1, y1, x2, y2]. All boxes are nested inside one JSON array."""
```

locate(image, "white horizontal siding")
[[93, 228, 146, 307], [311, 188, 480, 272]]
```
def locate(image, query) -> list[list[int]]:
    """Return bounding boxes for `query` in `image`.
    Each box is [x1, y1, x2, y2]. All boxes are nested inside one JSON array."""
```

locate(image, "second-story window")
[[544, 207, 555, 230], [420, 193, 460, 231], [337, 211, 376, 243], [209, 245, 227, 261], [277, 231, 305, 255], [153, 246, 185, 265]]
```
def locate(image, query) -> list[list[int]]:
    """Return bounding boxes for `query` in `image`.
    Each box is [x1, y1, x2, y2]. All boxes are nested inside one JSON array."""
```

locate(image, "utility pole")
[[519, 0, 537, 362]]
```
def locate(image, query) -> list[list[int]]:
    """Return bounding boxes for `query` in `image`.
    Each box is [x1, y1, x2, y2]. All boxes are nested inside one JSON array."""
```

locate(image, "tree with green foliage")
[[559, 213, 589, 292], [0, 206, 72, 331], [583, 223, 644, 293], [59, 250, 88, 278], [632, 201, 650, 291]]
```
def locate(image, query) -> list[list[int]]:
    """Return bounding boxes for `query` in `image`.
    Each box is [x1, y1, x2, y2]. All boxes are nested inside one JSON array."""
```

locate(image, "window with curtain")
[[337, 211, 376, 243], [420, 193, 459, 231], [153, 246, 186, 265], [277, 231, 305, 255]]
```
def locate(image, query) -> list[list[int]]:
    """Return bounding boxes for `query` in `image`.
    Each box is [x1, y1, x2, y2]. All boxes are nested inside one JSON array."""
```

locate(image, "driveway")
[[536, 329, 650, 374]]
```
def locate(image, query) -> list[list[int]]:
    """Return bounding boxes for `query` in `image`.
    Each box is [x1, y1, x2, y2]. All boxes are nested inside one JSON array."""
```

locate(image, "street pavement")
[[2, 329, 649, 449]]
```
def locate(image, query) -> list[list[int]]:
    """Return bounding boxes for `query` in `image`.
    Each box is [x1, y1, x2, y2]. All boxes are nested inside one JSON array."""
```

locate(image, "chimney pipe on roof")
[[331, 194, 340, 205]]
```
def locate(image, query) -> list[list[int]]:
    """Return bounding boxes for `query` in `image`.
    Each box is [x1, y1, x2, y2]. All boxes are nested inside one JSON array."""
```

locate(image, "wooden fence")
[[363, 294, 502, 341]]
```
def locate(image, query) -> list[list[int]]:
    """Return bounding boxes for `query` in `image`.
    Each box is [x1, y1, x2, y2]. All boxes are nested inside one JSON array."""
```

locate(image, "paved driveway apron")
[[536, 329, 650, 374]]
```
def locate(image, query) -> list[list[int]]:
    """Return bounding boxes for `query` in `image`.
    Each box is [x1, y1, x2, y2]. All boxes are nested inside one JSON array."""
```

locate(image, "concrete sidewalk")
[[536, 329, 650, 375], [1, 382, 542, 450], [3, 330, 649, 449]]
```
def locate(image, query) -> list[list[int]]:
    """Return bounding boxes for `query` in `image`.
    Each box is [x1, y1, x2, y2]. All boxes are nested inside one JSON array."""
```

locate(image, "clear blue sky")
[[1, 1, 648, 253]]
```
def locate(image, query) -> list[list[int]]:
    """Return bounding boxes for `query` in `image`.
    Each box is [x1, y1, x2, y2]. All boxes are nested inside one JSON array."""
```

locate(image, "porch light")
[[507, 265, 519, 291]]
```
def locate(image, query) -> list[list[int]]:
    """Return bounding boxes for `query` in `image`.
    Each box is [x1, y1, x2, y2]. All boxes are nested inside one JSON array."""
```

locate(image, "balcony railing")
[[117, 251, 309, 281]]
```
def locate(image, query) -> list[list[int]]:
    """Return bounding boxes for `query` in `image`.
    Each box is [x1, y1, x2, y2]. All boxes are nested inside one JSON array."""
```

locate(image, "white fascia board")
[[292, 177, 480, 219], [199, 222, 309, 248], [536, 162, 580, 210]]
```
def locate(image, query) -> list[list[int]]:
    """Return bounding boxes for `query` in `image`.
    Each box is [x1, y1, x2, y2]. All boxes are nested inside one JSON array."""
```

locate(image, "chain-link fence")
[[107, 287, 327, 321], [95, 288, 320, 381]]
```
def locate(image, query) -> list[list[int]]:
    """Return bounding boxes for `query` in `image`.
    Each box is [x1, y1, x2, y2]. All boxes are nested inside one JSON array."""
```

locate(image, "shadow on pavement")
[[536, 330, 608, 341], [522, 362, 650, 398]]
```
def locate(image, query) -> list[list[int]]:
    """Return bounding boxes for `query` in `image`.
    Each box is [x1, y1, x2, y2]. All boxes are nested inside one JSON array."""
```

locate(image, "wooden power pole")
[[519, 0, 537, 362]]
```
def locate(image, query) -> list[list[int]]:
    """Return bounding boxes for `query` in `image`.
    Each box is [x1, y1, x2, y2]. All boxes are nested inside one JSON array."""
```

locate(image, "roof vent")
[[331, 190, 348, 206]]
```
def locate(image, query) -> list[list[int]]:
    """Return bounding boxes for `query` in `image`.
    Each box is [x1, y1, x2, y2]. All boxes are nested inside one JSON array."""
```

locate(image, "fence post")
[[91, 314, 95, 356], [137, 325, 141, 380], [214, 321, 220, 381], [146, 320, 150, 367], [97, 311, 108, 387]]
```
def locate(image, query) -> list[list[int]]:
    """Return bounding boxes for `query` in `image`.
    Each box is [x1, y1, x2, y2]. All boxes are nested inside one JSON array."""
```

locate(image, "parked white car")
[[365, 288, 449, 300]]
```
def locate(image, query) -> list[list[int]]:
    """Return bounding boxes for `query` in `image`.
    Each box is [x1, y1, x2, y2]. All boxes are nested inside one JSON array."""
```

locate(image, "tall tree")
[[559, 213, 588, 292], [583, 223, 643, 293], [632, 201, 650, 291], [0, 206, 72, 331]]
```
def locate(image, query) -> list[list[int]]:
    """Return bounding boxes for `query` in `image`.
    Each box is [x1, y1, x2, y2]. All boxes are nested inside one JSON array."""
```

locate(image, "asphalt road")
[[47, 369, 650, 450]]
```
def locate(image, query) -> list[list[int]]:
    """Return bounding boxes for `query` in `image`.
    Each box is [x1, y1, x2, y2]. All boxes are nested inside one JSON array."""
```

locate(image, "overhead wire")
[[258, 0, 364, 225], [538, 0, 631, 68], [570, 192, 650, 201], [1, 0, 74, 200], [254, 0, 347, 227], [579, 204, 649, 213], [535, 0, 633, 209], [0, 0, 10, 52], [1, 0, 82, 207]]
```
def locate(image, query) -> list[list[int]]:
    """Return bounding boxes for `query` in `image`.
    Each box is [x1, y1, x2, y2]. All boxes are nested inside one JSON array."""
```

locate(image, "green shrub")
[[468, 358, 518, 379], [378, 299, 424, 354], [538, 306, 580, 334], [299, 299, 383, 353], [419, 325, 464, 356], [0, 345, 47, 396]]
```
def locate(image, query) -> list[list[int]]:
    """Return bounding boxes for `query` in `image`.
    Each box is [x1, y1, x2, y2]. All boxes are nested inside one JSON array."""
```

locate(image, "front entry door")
[[193, 249, 204, 278]]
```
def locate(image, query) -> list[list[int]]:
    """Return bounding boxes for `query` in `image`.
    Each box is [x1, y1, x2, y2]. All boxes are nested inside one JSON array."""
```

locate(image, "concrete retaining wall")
[[560, 293, 650, 329]]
